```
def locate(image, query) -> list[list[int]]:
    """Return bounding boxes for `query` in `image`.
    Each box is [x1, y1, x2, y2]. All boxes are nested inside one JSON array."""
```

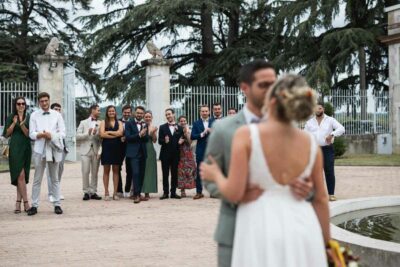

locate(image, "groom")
[[204, 60, 314, 267]]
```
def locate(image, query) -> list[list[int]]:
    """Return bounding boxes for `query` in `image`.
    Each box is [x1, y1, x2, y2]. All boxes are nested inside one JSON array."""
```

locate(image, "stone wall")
[[343, 134, 377, 154]]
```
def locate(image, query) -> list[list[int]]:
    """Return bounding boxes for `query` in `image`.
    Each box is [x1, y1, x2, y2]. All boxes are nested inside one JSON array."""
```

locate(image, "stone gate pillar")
[[382, 3, 400, 154], [141, 58, 174, 153], [35, 55, 68, 106]]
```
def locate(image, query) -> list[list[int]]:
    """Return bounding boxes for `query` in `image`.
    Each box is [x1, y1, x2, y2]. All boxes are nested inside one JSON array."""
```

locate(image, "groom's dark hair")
[[238, 60, 275, 85]]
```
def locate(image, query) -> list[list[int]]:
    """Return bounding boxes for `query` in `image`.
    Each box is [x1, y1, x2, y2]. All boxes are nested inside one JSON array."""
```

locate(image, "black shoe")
[[27, 207, 37, 216], [83, 193, 90, 201], [90, 193, 102, 200], [159, 194, 169, 200], [170, 194, 181, 199], [54, 206, 63, 215]]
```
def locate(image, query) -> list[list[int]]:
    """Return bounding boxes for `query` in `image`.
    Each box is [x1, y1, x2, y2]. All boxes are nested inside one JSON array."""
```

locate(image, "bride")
[[200, 75, 330, 267]]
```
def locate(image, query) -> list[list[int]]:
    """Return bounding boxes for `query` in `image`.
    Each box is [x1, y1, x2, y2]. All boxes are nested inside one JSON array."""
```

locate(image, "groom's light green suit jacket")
[[204, 111, 246, 246]]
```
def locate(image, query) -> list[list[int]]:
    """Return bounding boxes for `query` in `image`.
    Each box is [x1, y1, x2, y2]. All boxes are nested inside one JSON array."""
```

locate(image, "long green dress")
[[142, 138, 158, 193], [2, 114, 31, 186]]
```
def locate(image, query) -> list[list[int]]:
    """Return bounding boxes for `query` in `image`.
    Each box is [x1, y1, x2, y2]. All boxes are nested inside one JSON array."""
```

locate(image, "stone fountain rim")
[[330, 196, 400, 253]]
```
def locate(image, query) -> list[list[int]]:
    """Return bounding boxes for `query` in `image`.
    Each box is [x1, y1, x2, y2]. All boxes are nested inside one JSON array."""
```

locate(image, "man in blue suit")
[[191, 105, 214, 199], [125, 106, 148, 204]]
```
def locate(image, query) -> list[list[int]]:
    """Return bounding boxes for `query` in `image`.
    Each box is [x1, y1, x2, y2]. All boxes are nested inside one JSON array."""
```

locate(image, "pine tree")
[[0, 0, 91, 82], [273, 0, 387, 101]]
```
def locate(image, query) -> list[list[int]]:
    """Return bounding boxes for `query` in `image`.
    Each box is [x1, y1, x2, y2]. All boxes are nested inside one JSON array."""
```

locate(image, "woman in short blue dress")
[[100, 105, 123, 201]]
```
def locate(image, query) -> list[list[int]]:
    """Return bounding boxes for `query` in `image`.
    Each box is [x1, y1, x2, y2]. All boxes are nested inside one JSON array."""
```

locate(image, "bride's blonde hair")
[[266, 74, 317, 122]]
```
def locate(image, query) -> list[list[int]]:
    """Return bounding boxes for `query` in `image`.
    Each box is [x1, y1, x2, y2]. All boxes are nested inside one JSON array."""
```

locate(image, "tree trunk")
[[200, 4, 214, 73], [359, 47, 367, 120], [224, 4, 240, 86]]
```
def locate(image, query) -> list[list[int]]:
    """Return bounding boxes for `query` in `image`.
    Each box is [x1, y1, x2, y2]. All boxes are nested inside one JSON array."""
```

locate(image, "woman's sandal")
[[23, 201, 30, 212], [14, 200, 22, 214]]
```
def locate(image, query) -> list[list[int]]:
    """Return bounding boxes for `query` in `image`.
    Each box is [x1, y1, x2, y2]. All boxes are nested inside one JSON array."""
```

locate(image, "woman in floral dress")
[[177, 116, 196, 197]]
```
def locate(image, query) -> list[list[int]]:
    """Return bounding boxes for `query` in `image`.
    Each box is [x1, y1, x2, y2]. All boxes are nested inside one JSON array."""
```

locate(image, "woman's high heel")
[[23, 201, 30, 212], [14, 200, 22, 214]]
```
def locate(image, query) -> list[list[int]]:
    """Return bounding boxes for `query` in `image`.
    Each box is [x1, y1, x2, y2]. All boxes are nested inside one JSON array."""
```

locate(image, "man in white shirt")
[[304, 102, 345, 201], [76, 104, 102, 201], [27, 92, 66, 216]]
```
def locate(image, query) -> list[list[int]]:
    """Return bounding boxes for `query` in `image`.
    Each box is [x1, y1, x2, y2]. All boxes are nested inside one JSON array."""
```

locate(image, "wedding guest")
[[191, 105, 214, 199], [212, 102, 223, 120], [142, 111, 158, 200], [177, 115, 196, 197], [28, 92, 65, 216], [76, 104, 102, 201], [227, 107, 237, 116], [305, 102, 345, 201], [201, 74, 329, 267], [125, 106, 148, 204], [2, 97, 31, 213], [158, 108, 184, 200], [117, 104, 133, 198], [47, 103, 68, 202], [100, 105, 123, 201]]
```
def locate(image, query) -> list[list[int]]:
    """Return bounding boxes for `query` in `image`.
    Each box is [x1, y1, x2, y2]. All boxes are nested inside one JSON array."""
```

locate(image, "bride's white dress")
[[231, 124, 327, 267]]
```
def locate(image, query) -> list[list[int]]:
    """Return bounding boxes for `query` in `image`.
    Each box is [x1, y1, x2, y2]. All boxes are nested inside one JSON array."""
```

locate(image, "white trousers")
[[47, 151, 66, 197], [81, 148, 100, 194], [32, 152, 61, 207]]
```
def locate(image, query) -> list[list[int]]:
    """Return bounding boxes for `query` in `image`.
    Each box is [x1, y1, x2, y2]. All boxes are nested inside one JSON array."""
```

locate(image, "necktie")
[[43, 112, 50, 115], [251, 118, 261, 124], [91, 118, 97, 121], [169, 123, 175, 126]]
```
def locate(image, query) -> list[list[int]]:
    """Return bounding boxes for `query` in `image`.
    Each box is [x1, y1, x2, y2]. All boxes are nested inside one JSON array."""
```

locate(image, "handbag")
[[2, 145, 9, 158]]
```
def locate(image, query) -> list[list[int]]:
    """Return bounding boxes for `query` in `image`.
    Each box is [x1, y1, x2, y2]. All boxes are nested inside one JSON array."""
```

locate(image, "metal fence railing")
[[170, 86, 391, 135], [170, 85, 246, 126], [0, 82, 38, 133]]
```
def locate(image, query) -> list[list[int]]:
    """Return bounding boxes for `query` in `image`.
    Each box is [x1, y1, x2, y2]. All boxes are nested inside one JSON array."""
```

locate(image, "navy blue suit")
[[125, 120, 148, 197], [191, 118, 214, 193], [117, 118, 132, 194]]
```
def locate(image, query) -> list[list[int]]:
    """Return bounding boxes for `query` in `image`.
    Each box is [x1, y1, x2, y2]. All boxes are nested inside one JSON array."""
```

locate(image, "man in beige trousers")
[[76, 104, 102, 201]]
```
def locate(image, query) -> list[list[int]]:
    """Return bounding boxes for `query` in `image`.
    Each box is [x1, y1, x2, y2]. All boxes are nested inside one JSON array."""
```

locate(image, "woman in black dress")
[[100, 105, 123, 201]]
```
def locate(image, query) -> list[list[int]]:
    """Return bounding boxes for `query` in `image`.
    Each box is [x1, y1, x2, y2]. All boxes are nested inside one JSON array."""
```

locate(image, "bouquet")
[[327, 240, 360, 267]]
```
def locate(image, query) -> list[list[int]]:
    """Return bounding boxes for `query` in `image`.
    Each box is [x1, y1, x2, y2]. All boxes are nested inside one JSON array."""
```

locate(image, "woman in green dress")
[[2, 96, 32, 213], [142, 111, 158, 200]]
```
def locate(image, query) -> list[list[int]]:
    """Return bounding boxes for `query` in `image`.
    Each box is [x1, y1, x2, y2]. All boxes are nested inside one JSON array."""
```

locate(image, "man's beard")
[[316, 112, 323, 117]]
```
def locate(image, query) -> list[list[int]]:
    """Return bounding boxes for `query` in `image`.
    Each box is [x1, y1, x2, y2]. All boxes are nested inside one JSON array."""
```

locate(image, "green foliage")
[[334, 137, 347, 158], [0, 0, 91, 82], [324, 102, 334, 117]]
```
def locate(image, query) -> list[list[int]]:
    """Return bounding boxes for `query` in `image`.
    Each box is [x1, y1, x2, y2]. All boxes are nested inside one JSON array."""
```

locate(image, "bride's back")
[[256, 123, 312, 186]]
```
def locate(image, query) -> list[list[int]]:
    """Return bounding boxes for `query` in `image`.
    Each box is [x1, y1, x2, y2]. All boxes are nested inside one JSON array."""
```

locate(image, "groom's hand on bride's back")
[[241, 185, 264, 203], [289, 177, 314, 200]]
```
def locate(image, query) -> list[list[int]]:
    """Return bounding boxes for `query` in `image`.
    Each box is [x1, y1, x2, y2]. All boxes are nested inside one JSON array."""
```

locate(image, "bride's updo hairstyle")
[[268, 74, 317, 123]]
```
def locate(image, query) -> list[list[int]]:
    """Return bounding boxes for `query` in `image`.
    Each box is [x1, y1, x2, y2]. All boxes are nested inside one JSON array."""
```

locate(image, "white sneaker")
[[60, 195, 65, 200], [123, 192, 129, 198], [48, 195, 55, 203]]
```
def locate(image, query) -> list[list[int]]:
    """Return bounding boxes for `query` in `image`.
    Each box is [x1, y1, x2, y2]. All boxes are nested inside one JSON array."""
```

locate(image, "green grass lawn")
[[0, 162, 9, 172], [336, 154, 400, 166]]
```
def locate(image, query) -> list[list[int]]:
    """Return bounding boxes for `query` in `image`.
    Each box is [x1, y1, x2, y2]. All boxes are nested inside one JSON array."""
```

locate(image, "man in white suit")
[[27, 92, 66, 216], [76, 104, 102, 201]]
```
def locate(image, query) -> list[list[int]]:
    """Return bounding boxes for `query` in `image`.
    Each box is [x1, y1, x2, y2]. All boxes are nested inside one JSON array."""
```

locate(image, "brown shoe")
[[193, 193, 204, 200], [329, 195, 337, 202], [133, 196, 141, 204], [140, 195, 148, 201]]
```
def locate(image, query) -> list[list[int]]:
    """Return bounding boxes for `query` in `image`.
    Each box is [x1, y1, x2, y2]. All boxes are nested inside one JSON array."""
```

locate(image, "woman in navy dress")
[[100, 105, 123, 201]]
